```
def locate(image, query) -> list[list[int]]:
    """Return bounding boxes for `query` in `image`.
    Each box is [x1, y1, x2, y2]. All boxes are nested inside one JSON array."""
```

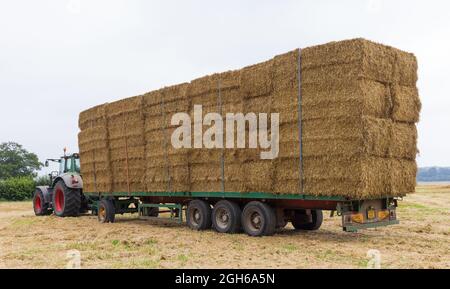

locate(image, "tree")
[[0, 142, 42, 179]]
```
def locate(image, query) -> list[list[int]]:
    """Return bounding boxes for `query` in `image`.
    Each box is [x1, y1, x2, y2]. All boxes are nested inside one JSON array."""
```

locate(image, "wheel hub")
[[250, 212, 262, 229], [99, 207, 106, 222], [194, 211, 200, 221], [215, 207, 230, 230]]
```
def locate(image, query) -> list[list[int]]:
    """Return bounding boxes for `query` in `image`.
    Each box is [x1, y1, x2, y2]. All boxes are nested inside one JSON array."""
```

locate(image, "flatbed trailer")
[[83, 190, 399, 236], [32, 149, 400, 236]]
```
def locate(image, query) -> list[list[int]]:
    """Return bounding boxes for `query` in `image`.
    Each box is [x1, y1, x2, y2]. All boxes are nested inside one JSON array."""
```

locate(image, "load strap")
[[297, 48, 304, 194]]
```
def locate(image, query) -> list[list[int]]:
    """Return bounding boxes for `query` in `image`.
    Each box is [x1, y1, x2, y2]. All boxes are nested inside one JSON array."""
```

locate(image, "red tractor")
[[33, 153, 86, 217]]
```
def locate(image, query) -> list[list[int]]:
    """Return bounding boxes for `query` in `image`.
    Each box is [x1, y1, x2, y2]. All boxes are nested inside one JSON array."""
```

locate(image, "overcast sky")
[[1, 0, 449, 173]]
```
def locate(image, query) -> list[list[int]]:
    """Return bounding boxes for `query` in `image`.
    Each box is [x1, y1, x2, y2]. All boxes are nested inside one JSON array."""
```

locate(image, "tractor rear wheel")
[[98, 199, 115, 223], [33, 189, 52, 216], [52, 180, 81, 217]]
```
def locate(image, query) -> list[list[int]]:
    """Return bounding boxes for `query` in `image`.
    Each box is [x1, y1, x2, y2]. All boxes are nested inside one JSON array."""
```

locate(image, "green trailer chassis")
[[84, 191, 399, 232]]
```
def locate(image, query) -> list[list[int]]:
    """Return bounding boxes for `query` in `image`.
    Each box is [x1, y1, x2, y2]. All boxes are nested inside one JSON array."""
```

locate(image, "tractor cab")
[[52, 154, 80, 174], [45, 153, 81, 182]]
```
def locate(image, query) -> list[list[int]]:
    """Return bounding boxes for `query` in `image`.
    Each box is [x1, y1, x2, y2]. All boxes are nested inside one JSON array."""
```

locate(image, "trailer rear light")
[[351, 213, 364, 224], [378, 210, 390, 221]]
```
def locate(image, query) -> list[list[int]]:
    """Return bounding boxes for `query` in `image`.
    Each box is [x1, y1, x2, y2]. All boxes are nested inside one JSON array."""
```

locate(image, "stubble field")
[[0, 185, 448, 269]]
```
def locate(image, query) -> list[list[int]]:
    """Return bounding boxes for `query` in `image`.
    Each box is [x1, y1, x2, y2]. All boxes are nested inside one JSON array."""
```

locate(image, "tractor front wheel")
[[33, 189, 52, 216], [52, 181, 81, 217]]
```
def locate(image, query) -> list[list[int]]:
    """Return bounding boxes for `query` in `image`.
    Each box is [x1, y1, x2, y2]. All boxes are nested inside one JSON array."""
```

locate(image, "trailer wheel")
[[187, 200, 212, 231], [212, 200, 241, 234], [241, 201, 276, 237], [142, 207, 159, 217], [98, 199, 115, 223], [292, 209, 323, 231], [52, 181, 81, 217], [33, 189, 52, 216]]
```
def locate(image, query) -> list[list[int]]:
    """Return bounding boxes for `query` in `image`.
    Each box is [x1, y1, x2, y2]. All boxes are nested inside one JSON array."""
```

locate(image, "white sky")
[[1, 0, 449, 173]]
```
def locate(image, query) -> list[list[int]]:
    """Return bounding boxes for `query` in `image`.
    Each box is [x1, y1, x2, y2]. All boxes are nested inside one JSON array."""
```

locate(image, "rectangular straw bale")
[[145, 167, 168, 192], [302, 80, 387, 120], [390, 159, 417, 195], [389, 122, 417, 159], [273, 158, 301, 195], [163, 83, 189, 102], [391, 48, 418, 86], [302, 38, 395, 84], [85, 170, 112, 193], [220, 87, 241, 104], [79, 104, 107, 130], [273, 50, 298, 88], [303, 156, 391, 199], [190, 181, 222, 192], [143, 89, 164, 107], [302, 117, 417, 159], [191, 92, 218, 108], [187, 75, 215, 97], [106, 96, 143, 126], [390, 85, 421, 123], [224, 162, 244, 182], [190, 163, 222, 182], [145, 98, 189, 117], [244, 95, 272, 113], [217, 70, 240, 90], [240, 59, 274, 98], [242, 161, 273, 192]]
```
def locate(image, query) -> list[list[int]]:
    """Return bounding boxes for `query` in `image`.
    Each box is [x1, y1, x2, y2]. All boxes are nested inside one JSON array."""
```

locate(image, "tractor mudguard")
[[36, 186, 53, 204], [54, 174, 83, 190]]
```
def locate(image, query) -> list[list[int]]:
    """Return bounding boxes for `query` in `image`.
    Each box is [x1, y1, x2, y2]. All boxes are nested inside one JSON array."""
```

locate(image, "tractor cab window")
[[74, 157, 80, 173], [59, 158, 67, 174]]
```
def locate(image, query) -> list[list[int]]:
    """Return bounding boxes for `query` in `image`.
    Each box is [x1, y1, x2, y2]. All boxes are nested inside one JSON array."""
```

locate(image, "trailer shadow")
[[113, 216, 185, 228], [96, 215, 381, 242], [275, 227, 377, 243]]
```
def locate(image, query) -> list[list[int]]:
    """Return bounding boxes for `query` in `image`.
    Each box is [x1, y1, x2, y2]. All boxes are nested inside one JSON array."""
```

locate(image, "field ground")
[[0, 185, 449, 269]]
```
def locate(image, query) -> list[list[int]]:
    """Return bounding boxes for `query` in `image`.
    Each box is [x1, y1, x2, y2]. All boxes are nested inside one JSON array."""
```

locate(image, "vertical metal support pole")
[[124, 121, 131, 196], [218, 79, 225, 193], [161, 93, 172, 193], [297, 48, 304, 194], [93, 149, 98, 194]]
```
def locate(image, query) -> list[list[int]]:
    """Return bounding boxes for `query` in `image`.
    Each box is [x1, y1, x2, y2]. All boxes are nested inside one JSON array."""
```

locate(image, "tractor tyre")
[[33, 188, 52, 216], [52, 181, 81, 217]]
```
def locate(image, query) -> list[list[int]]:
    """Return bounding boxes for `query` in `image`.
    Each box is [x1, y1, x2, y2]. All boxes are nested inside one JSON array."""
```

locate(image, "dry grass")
[[0, 185, 448, 269]]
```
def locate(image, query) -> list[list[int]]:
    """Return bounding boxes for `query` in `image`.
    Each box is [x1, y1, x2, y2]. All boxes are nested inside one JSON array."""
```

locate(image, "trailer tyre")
[[292, 209, 323, 231], [242, 201, 276, 237], [187, 200, 212, 231], [98, 199, 115, 223], [33, 189, 52, 216], [52, 181, 81, 217], [142, 207, 159, 217], [212, 200, 241, 234]]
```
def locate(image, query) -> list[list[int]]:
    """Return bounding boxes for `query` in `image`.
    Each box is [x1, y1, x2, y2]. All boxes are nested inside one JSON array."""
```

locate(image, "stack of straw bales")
[[78, 38, 420, 199]]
